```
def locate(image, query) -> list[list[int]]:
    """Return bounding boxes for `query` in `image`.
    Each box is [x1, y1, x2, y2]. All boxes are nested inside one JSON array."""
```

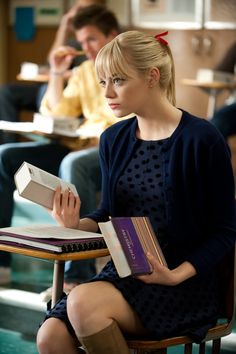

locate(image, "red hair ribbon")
[[154, 31, 168, 45]]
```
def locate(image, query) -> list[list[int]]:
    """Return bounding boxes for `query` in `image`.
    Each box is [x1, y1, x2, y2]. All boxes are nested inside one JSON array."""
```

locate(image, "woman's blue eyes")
[[99, 78, 125, 87], [113, 78, 124, 85], [99, 80, 106, 87]]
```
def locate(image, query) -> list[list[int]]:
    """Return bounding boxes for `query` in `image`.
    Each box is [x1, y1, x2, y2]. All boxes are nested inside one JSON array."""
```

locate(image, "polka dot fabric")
[[44, 139, 220, 342], [115, 139, 169, 248]]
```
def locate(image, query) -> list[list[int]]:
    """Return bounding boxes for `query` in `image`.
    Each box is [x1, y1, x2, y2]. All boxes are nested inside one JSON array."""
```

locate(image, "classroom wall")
[[7, 27, 56, 82], [155, 29, 236, 118], [2, 1, 236, 118]]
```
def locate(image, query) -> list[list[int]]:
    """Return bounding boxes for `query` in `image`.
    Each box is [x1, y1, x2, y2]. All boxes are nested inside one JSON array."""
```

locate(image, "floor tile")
[[0, 328, 37, 354]]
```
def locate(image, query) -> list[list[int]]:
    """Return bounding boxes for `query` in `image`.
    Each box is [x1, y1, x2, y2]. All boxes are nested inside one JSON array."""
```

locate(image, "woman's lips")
[[109, 104, 120, 109]]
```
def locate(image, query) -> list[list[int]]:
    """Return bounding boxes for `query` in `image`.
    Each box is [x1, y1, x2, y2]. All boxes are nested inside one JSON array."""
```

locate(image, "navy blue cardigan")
[[87, 110, 236, 274]]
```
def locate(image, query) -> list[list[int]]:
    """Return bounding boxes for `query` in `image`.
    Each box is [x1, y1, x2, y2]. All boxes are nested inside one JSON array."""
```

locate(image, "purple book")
[[111, 216, 167, 276], [111, 217, 151, 275]]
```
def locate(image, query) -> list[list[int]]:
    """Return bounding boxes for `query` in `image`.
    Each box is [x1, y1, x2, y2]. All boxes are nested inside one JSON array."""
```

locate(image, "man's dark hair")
[[73, 4, 120, 35]]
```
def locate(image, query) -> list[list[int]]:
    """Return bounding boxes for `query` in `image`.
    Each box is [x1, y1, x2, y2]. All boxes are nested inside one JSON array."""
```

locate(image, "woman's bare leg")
[[37, 318, 80, 354], [67, 281, 147, 337]]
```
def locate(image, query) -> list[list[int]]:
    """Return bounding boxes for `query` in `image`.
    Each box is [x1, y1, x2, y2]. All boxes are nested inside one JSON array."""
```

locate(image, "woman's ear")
[[148, 67, 160, 88]]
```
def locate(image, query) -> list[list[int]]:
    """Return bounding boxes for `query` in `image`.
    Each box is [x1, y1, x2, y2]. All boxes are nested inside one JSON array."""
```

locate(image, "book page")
[[0, 119, 98, 139], [0, 119, 81, 137], [0, 224, 101, 240], [33, 113, 80, 133], [0, 235, 61, 252], [51, 128, 80, 137], [0, 121, 36, 132]]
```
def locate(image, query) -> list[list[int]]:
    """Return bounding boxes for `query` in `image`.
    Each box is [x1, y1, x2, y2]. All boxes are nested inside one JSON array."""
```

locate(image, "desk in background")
[[0, 244, 109, 307], [181, 79, 236, 118], [16, 73, 49, 83]]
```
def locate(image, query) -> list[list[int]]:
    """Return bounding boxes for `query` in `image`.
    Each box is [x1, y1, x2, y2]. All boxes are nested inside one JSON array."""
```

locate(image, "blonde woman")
[[37, 31, 236, 354]]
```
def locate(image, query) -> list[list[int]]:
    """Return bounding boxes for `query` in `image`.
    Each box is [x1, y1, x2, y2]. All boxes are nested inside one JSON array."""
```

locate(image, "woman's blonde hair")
[[95, 30, 176, 106]]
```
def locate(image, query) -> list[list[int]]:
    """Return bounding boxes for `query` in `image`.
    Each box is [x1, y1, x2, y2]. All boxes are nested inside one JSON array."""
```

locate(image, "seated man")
[[0, 5, 121, 288], [0, 0, 90, 145]]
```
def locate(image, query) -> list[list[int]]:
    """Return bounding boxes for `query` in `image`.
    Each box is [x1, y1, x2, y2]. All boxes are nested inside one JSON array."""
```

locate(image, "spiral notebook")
[[0, 224, 106, 253]]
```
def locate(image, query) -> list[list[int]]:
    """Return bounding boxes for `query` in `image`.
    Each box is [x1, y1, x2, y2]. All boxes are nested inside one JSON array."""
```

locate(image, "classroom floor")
[[0, 197, 236, 353]]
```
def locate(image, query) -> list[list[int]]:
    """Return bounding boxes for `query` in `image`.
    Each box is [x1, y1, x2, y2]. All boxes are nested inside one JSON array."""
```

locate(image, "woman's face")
[[98, 68, 148, 117]]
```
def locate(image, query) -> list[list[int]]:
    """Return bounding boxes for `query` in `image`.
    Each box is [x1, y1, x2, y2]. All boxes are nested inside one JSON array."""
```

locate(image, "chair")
[[127, 245, 236, 354]]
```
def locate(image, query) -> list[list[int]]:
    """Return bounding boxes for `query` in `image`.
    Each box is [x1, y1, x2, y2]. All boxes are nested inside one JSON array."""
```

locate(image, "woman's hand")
[[51, 186, 81, 229], [136, 253, 196, 286]]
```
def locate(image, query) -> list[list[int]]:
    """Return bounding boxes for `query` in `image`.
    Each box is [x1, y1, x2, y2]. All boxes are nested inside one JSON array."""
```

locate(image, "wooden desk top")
[[181, 78, 236, 90], [0, 244, 109, 261], [16, 73, 49, 83]]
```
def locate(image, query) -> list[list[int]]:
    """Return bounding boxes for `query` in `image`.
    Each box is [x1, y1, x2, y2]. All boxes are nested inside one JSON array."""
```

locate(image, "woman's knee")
[[67, 282, 113, 334], [37, 318, 70, 353], [67, 284, 94, 324], [67, 282, 128, 328]]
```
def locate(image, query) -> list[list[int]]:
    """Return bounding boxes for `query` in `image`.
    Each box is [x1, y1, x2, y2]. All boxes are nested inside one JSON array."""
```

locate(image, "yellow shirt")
[[40, 60, 123, 150]]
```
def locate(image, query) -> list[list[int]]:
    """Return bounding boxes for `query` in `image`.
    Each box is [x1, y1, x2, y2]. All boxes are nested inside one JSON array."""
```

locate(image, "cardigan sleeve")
[[185, 135, 236, 274], [84, 131, 111, 223]]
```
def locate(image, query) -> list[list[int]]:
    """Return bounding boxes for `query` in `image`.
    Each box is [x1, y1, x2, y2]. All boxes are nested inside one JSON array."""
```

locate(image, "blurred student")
[[0, 0, 87, 284], [0, 0, 105, 145], [0, 0, 93, 144], [0, 4, 118, 289]]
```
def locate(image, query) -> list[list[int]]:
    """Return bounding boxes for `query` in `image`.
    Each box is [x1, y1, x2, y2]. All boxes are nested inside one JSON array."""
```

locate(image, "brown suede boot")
[[79, 320, 130, 354]]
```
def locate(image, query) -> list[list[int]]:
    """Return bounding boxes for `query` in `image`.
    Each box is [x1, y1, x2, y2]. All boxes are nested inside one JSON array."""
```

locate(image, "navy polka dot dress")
[[45, 139, 220, 342]]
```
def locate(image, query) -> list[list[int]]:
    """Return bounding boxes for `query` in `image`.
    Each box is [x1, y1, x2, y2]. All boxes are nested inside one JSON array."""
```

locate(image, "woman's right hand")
[[51, 186, 81, 229]]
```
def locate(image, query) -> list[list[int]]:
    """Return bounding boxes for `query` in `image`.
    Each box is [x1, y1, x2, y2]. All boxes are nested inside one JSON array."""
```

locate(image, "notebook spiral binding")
[[61, 239, 107, 253]]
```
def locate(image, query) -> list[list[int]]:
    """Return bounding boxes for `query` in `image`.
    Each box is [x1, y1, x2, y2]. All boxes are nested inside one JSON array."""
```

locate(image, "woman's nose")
[[105, 84, 115, 98]]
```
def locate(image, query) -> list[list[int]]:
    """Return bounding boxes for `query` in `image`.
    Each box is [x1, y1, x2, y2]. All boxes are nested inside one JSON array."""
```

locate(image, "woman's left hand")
[[136, 253, 196, 286], [51, 186, 81, 229]]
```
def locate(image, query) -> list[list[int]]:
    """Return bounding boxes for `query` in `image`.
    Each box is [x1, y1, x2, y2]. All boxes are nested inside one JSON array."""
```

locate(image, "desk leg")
[[52, 260, 65, 307], [207, 89, 217, 119]]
